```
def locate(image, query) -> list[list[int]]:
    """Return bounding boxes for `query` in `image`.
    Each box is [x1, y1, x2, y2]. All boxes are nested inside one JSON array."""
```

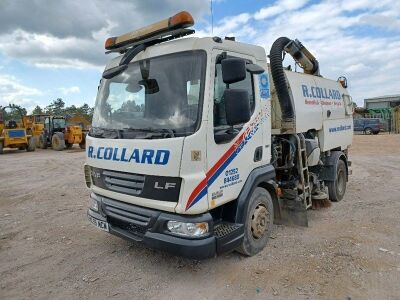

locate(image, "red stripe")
[[206, 130, 246, 178]]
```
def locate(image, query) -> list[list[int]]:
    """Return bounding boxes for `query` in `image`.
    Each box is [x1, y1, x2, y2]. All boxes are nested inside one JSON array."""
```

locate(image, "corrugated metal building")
[[364, 94, 400, 109]]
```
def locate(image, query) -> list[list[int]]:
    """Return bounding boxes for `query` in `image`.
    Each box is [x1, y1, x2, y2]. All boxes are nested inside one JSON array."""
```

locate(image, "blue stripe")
[[189, 185, 208, 208]]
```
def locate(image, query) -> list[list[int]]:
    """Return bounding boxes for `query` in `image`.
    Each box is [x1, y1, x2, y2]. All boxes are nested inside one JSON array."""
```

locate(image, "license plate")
[[88, 215, 109, 232]]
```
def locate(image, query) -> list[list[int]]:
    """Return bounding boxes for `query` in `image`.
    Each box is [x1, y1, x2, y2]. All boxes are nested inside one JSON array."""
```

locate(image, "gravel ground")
[[0, 134, 399, 299]]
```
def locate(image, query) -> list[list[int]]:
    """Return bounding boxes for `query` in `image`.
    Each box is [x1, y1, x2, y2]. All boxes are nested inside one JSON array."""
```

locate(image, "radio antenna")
[[210, 0, 214, 35]]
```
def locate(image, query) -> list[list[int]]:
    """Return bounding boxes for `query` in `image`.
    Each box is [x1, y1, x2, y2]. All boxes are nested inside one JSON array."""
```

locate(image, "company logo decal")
[[185, 111, 267, 210], [259, 72, 270, 100], [328, 124, 352, 133], [87, 146, 170, 165]]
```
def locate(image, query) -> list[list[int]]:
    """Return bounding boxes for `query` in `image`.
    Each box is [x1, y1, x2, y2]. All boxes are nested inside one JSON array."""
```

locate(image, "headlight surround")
[[84, 164, 92, 188], [89, 197, 99, 212], [167, 221, 209, 237]]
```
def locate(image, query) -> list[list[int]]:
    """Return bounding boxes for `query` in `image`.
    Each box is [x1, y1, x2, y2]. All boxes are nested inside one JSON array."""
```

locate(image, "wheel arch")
[[323, 150, 349, 180], [234, 165, 281, 224]]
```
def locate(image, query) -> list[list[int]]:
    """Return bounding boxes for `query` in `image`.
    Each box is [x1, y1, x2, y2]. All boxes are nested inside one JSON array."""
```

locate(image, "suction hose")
[[269, 37, 294, 122]]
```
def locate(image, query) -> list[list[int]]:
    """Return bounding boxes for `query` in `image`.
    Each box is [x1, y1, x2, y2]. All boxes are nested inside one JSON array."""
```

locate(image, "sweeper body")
[[84, 12, 353, 258]]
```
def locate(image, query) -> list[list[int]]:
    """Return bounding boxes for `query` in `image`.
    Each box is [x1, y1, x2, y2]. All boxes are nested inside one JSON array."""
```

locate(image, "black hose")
[[269, 37, 294, 121]]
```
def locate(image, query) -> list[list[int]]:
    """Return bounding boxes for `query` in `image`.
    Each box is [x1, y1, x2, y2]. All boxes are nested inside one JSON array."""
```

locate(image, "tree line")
[[3, 98, 94, 122]]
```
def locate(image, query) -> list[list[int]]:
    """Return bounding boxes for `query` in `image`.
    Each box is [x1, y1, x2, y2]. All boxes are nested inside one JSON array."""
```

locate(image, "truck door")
[[206, 50, 264, 209]]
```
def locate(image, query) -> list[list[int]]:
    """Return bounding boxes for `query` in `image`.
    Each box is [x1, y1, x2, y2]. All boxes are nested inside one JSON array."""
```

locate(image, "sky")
[[0, 0, 399, 112]]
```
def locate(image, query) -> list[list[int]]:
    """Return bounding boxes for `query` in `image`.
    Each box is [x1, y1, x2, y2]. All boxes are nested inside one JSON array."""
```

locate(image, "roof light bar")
[[105, 11, 194, 50]]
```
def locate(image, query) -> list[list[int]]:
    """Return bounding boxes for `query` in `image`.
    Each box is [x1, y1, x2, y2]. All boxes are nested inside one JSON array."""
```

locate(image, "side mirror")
[[224, 89, 251, 126], [221, 58, 246, 84]]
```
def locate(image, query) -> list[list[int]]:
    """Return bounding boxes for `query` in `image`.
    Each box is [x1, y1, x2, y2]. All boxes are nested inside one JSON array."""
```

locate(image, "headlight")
[[89, 197, 99, 212], [167, 221, 209, 237]]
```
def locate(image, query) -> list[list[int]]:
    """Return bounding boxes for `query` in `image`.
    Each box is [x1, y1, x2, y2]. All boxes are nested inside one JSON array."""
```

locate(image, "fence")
[[360, 108, 399, 133]]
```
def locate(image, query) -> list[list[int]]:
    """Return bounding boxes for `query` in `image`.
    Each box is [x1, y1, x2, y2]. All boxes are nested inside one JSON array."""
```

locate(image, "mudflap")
[[279, 198, 309, 227]]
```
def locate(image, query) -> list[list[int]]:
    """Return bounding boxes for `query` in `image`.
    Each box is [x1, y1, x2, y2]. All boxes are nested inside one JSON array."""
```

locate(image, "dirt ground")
[[1, 134, 400, 300]]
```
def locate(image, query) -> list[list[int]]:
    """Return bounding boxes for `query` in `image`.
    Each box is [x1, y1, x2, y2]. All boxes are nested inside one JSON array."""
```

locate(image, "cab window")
[[213, 61, 255, 143]]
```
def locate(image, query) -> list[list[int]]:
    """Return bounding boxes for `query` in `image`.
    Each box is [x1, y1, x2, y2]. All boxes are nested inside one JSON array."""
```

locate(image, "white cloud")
[[0, 74, 43, 111], [59, 86, 81, 95], [254, 0, 309, 20], [0, 0, 210, 69]]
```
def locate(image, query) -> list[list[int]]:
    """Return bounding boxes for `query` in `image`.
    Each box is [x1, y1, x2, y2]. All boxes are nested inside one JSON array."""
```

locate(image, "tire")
[[79, 141, 85, 149], [364, 127, 373, 135], [327, 159, 347, 202], [33, 136, 40, 147], [237, 187, 274, 256], [39, 134, 47, 149], [51, 133, 66, 151], [373, 131, 379, 135], [65, 142, 73, 149], [27, 137, 36, 152], [0, 142, 3, 154]]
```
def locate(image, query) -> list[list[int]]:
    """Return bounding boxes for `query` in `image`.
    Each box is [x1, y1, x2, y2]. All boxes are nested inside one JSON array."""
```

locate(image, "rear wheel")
[[79, 140, 85, 149], [327, 159, 347, 202], [0, 142, 3, 154], [237, 187, 274, 256], [27, 137, 36, 152], [364, 127, 373, 135], [51, 133, 65, 151]]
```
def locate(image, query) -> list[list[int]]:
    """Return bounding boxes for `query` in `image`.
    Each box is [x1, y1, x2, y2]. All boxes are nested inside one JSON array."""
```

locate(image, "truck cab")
[[85, 12, 352, 258]]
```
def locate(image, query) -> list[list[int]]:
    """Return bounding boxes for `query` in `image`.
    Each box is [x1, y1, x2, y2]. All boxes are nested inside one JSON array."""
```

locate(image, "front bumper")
[[87, 193, 244, 259]]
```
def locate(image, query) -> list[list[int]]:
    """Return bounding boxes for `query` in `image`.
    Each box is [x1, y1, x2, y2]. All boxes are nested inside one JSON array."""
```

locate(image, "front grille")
[[91, 167, 182, 202], [102, 170, 145, 196], [101, 197, 159, 239]]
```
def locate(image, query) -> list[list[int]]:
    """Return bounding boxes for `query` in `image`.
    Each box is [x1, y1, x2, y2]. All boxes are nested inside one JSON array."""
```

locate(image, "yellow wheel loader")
[[39, 116, 86, 151], [0, 105, 36, 154], [23, 114, 49, 147]]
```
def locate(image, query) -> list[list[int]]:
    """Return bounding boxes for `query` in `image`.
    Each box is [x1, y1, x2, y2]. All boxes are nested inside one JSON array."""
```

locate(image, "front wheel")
[[27, 137, 36, 152], [327, 159, 347, 202], [52, 133, 66, 151], [39, 134, 47, 149], [237, 187, 274, 256]]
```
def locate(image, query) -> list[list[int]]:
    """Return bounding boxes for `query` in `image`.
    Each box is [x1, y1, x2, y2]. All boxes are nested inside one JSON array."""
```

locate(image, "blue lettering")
[[141, 149, 154, 164], [302, 85, 309, 97], [104, 147, 113, 160], [121, 148, 129, 162], [88, 146, 93, 158], [129, 149, 140, 163], [112, 148, 120, 161], [154, 150, 170, 165], [315, 87, 321, 98], [311, 86, 316, 98], [97, 147, 104, 159]]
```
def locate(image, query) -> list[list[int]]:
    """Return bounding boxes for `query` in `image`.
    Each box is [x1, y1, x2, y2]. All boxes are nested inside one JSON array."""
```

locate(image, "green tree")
[[45, 98, 65, 115], [32, 105, 43, 115]]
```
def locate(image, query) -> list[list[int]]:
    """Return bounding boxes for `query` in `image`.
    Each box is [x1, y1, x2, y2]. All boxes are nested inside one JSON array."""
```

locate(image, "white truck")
[[85, 11, 353, 258]]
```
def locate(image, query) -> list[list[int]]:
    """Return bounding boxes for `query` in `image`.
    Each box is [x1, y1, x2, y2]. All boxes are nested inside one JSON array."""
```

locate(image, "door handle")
[[254, 146, 263, 162]]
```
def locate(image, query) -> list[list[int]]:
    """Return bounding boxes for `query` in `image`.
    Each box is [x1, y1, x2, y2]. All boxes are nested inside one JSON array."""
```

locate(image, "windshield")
[[91, 50, 206, 139], [53, 118, 66, 128]]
